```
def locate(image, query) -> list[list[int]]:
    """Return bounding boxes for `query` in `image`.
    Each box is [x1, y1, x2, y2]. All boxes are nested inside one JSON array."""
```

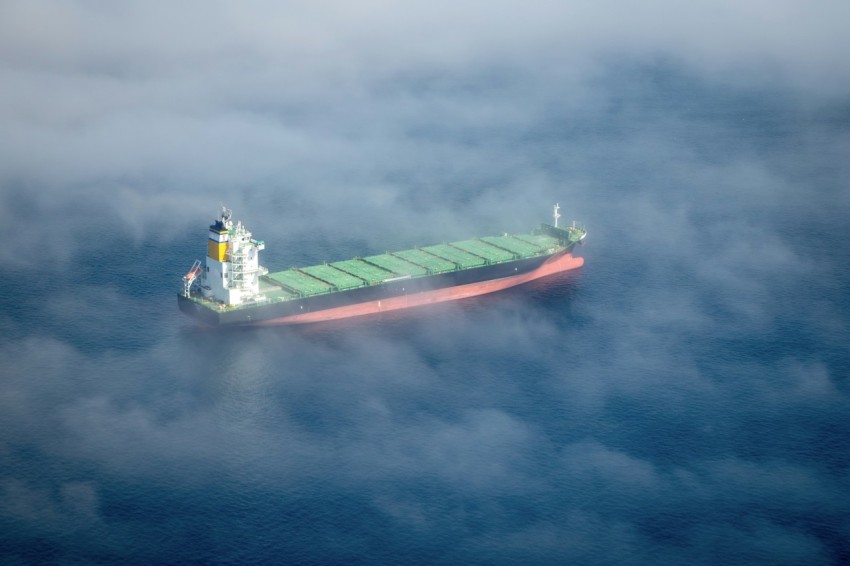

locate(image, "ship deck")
[[260, 232, 564, 300]]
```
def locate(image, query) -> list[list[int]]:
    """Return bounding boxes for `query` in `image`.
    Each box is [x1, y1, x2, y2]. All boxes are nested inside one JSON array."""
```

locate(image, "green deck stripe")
[[513, 234, 560, 250], [267, 269, 333, 295], [262, 228, 566, 298], [259, 278, 298, 300], [450, 239, 515, 262], [392, 249, 456, 274], [481, 235, 544, 256], [300, 264, 364, 290], [363, 254, 428, 277], [422, 244, 486, 269], [331, 259, 395, 285]]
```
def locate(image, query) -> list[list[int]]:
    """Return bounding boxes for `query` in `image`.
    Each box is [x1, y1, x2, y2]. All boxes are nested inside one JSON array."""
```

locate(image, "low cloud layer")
[[2, 1, 849, 563], [1, 0, 849, 263]]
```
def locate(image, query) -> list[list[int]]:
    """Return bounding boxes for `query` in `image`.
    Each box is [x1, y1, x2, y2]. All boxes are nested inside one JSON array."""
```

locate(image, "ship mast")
[[553, 203, 561, 228]]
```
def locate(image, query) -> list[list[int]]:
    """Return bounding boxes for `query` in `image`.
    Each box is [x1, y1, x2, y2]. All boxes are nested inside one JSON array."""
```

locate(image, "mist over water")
[[2, 2, 850, 563]]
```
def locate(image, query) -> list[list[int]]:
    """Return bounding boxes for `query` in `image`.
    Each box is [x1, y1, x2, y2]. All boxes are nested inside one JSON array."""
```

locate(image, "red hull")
[[253, 251, 583, 326]]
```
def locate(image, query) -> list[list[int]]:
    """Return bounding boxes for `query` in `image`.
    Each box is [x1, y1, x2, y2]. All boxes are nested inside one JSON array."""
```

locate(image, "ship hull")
[[178, 249, 583, 326]]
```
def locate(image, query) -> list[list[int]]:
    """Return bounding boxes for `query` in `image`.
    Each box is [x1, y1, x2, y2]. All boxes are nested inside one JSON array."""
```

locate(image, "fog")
[[1, 1, 849, 563]]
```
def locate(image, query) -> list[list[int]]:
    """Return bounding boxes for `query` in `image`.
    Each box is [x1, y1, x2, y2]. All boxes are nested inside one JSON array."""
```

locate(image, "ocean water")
[[2, 66, 849, 565]]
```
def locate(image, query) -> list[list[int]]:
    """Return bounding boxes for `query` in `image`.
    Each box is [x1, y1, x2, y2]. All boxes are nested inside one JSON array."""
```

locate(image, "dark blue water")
[[2, 65, 849, 564]]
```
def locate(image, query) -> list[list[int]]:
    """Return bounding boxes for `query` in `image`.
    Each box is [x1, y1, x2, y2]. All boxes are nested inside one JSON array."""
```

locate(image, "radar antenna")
[[553, 203, 561, 228]]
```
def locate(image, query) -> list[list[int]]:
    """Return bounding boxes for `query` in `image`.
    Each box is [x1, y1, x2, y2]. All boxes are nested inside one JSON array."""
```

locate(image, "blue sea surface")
[[2, 66, 849, 564]]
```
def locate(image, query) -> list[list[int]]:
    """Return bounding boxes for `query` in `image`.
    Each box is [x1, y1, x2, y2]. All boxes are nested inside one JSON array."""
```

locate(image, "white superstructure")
[[200, 207, 267, 306]]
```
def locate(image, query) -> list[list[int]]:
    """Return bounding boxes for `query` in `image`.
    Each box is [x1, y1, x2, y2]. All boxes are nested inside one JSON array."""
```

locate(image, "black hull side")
[[178, 293, 220, 325]]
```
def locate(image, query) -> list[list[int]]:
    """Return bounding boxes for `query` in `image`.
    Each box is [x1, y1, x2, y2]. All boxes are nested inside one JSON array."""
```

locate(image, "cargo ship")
[[177, 205, 586, 326]]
